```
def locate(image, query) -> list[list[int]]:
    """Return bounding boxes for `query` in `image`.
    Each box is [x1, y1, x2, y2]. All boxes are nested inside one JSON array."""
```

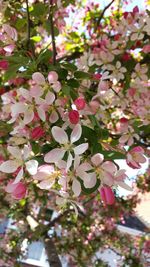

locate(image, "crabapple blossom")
[[126, 146, 146, 169], [44, 124, 88, 169], [0, 145, 38, 183]]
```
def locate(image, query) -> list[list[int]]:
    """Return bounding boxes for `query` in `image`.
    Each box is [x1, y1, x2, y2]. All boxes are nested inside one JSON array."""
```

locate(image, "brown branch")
[[44, 235, 62, 267], [48, 0, 57, 65], [25, 0, 31, 49], [95, 0, 115, 31]]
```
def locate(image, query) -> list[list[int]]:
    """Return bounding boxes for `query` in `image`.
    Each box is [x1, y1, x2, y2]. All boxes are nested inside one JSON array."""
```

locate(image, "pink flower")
[[33, 164, 61, 189], [69, 110, 80, 124], [5, 181, 27, 200], [31, 126, 45, 140], [99, 186, 115, 205], [74, 97, 86, 110], [91, 153, 117, 186], [127, 146, 146, 169]]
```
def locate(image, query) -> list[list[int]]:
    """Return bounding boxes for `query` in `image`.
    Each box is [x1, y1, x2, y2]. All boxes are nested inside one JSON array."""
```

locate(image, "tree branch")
[[48, 0, 57, 65], [25, 0, 31, 49], [44, 235, 62, 267], [95, 0, 115, 31]]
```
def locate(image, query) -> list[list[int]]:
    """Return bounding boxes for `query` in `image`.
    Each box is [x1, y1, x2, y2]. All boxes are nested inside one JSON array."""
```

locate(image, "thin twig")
[[48, 0, 57, 65], [95, 0, 115, 31], [25, 0, 31, 49]]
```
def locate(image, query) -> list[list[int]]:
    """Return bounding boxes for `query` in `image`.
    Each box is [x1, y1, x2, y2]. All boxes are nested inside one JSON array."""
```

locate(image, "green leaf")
[[62, 62, 77, 72], [62, 85, 71, 96], [81, 178, 100, 195], [74, 71, 90, 79], [67, 78, 80, 88], [31, 3, 46, 17]]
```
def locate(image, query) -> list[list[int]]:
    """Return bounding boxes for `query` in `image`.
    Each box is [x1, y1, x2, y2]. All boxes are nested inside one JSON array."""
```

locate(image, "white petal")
[[49, 110, 59, 123], [13, 167, 24, 184], [117, 181, 133, 191], [102, 161, 117, 174], [91, 153, 104, 166], [7, 146, 22, 159], [19, 88, 31, 100], [25, 160, 38, 175], [32, 72, 45, 85], [66, 152, 73, 171], [23, 109, 34, 124], [74, 143, 88, 155], [70, 124, 82, 143], [52, 126, 68, 144], [72, 179, 81, 196], [45, 91, 55, 105], [84, 173, 97, 188], [23, 145, 31, 160], [37, 106, 46, 121], [0, 160, 19, 173], [11, 103, 27, 117], [74, 156, 80, 170], [38, 180, 55, 189], [44, 148, 65, 163]]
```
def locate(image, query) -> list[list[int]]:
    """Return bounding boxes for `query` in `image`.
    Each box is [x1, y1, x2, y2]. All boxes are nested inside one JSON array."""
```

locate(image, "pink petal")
[[66, 152, 73, 171], [23, 109, 34, 124], [102, 161, 117, 174], [37, 106, 46, 121], [44, 148, 65, 163], [48, 71, 58, 83], [32, 72, 45, 85], [74, 143, 88, 155], [70, 124, 82, 143], [13, 167, 24, 184], [7, 146, 22, 159], [45, 91, 55, 105], [52, 81, 61, 93], [49, 110, 59, 123], [117, 181, 133, 191], [52, 126, 68, 144], [83, 173, 97, 188], [38, 179, 55, 189], [72, 179, 81, 196], [91, 153, 104, 166], [30, 85, 43, 98]]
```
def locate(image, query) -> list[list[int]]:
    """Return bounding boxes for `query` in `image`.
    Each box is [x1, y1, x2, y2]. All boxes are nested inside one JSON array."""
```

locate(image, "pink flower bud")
[[0, 60, 9, 70], [31, 126, 45, 140], [133, 6, 139, 14], [74, 97, 86, 110], [5, 181, 27, 200], [99, 186, 115, 205], [69, 110, 79, 124]]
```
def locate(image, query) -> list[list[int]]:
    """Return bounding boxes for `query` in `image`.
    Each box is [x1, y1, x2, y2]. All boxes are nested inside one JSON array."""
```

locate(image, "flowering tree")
[[0, 0, 150, 266]]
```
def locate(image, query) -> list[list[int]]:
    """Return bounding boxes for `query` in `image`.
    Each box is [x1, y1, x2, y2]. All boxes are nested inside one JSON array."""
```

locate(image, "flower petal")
[[25, 160, 38, 175], [32, 72, 45, 85], [37, 106, 46, 122], [84, 173, 97, 188], [23, 109, 34, 125], [91, 153, 104, 166], [117, 181, 133, 191], [52, 126, 68, 144], [102, 161, 117, 174], [72, 178, 81, 196], [49, 110, 59, 123], [66, 152, 73, 171], [13, 167, 24, 184], [0, 160, 19, 173], [70, 124, 82, 144], [44, 148, 65, 163], [45, 91, 55, 105], [7, 146, 22, 160], [74, 143, 88, 155]]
